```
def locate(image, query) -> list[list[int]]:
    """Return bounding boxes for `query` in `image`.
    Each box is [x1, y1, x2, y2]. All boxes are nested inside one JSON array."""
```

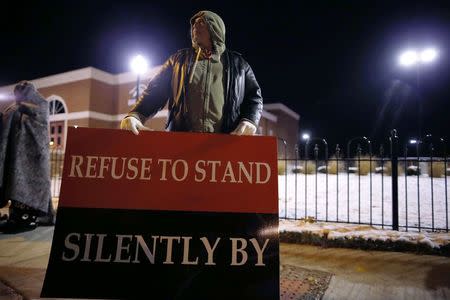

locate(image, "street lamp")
[[399, 48, 438, 67], [420, 48, 438, 63], [302, 133, 310, 141], [130, 55, 149, 103], [398, 47, 439, 137]]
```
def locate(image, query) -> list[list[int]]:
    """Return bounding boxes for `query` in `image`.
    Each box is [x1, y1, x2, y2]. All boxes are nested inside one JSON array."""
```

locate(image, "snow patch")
[[280, 219, 450, 249]]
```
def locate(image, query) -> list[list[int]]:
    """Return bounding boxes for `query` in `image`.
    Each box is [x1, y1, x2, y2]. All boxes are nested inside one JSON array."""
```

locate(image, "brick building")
[[0, 67, 299, 155]]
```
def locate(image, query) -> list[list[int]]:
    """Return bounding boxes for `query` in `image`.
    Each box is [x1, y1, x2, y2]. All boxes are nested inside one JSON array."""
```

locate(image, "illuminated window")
[[48, 99, 66, 115], [48, 96, 67, 149]]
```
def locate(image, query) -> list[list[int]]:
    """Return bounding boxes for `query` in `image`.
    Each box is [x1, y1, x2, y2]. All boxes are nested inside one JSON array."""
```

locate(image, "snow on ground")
[[279, 219, 450, 249], [279, 173, 450, 231], [51, 172, 450, 247], [51, 171, 449, 232]]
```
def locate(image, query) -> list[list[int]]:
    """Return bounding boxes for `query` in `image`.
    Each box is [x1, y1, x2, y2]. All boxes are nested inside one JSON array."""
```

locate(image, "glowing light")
[[302, 133, 310, 140], [399, 50, 418, 67], [0, 93, 13, 101], [49, 141, 54, 146], [420, 48, 438, 63], [399, 47, 439, 67], [74, 125, 78, 128], [130, 55, 149, 75], [409, 139, 418, 144]]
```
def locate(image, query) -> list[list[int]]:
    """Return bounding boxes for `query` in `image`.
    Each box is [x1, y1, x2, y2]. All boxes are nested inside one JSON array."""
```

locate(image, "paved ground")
[[282, 243, 450, 300], [0, 227, 449, 299]]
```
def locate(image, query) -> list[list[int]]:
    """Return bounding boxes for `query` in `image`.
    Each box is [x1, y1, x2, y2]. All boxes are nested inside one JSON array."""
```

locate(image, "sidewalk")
[[1, 226, 449, 299], [0, 227, 52, 299], [282, 243, 450, 300]]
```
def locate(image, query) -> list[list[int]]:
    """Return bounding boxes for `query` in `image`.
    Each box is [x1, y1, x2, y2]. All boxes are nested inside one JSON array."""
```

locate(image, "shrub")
[[278, 160, 287, 175], [302, 160, 317, 174], [428, 161, 446, 178], [354, 155, 377, 175], [285, 161, 317, 174], [382, 161, 405, 176], [327, 156, 345, 174]]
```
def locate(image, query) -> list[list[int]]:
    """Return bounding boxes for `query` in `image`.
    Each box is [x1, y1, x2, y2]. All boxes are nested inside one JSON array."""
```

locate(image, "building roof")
[[0, 66, 160, 95], [264, 103, 300, 120], [0, 68, 299, 124]]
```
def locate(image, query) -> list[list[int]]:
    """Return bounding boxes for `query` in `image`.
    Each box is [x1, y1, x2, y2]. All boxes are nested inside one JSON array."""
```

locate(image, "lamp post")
[[130, 55, 149, 103], [302, 133, 310, 159], [398, 47, 438, 138]]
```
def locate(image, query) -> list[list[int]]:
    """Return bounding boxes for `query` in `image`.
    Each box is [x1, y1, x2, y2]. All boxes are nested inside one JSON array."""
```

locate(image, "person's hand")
[[230, 120, 257, 136], [120, 116, 150, 135]]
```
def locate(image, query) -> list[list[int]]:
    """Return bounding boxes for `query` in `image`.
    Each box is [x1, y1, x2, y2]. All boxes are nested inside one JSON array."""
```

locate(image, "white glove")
[[120, 116, 150, 135], [231, 120, 257, 136]]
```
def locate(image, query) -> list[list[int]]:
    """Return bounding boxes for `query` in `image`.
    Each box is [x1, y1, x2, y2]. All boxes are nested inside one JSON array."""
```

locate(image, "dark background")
[[1, 0, 449, 149]]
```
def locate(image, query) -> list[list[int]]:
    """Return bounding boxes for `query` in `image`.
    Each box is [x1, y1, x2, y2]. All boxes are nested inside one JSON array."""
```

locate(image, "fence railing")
[[49, 131, 449, 232], [50, 147, 64, 198], [277, 131, 449, 232]]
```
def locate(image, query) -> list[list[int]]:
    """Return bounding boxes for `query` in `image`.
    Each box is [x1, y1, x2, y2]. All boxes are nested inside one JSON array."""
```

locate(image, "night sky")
[[1, 0, 449, 149]]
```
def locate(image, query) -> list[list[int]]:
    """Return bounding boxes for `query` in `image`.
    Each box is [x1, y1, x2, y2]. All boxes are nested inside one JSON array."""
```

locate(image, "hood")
[[190, 10, 226, 55], [14, 81, 46, 106]]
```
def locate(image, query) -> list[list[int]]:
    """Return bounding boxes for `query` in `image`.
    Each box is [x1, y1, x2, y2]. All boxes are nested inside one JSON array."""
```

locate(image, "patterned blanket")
[[0, 82, 50, 213]]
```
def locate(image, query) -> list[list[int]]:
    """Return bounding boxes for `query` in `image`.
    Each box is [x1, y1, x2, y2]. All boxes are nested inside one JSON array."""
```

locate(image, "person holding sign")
[[121, 10, 263, 136]]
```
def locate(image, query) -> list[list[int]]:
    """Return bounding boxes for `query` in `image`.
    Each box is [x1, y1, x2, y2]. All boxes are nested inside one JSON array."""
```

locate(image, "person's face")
[[192, 17, 211, 48]]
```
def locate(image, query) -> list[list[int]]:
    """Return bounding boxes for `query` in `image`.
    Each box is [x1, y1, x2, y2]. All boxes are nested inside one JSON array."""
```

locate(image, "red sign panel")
[[42, 128, 279, 299]]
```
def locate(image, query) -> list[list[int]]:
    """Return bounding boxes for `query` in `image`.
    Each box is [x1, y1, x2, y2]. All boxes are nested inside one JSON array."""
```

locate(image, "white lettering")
[[256, 162, 271, 184], [160, 236, 180, 264], [114, 235, 133, 263], [230, 238, 248, 266], [81, 233, 95, 262], [221, 161, 237, 183], [94, 234, 112, 262], [195, 160, 206, 182], [98, 157, 111, 178], [250, 238, 269, 266], [200, 237, 221, 265], [207, 161, 221, 182], [181, 237, 199, 265], [238, 162, 253, 183], [139, 158, 152, 180], [85, 156, 98, 178], [133, 235, 159, 264], [126, 158, 139, 180], [111, 157, 126, 179], [62, 233, 80, 261], [158, 159, 172, 181], [69, 155, 84, 178], [172, 160, 188, 181]]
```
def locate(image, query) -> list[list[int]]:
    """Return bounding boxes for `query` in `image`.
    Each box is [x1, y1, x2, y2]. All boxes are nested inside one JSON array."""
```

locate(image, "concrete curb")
[[280, 230, 450, 257]]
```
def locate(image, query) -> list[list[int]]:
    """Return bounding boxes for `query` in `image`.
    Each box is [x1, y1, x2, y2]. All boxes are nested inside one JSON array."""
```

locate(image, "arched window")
[[49, 99, 66, 115]]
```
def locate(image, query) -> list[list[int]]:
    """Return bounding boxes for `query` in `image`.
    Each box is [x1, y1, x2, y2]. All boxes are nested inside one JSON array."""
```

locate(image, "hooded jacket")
[[128, 11, 262, 133], [0, 82, 51, 213]]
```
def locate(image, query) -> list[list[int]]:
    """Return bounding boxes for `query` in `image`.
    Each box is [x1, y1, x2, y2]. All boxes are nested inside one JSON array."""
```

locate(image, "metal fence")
[[50, 147, 64, 199], [49, 131, 449, 232], [278, 131, 449, 232]]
